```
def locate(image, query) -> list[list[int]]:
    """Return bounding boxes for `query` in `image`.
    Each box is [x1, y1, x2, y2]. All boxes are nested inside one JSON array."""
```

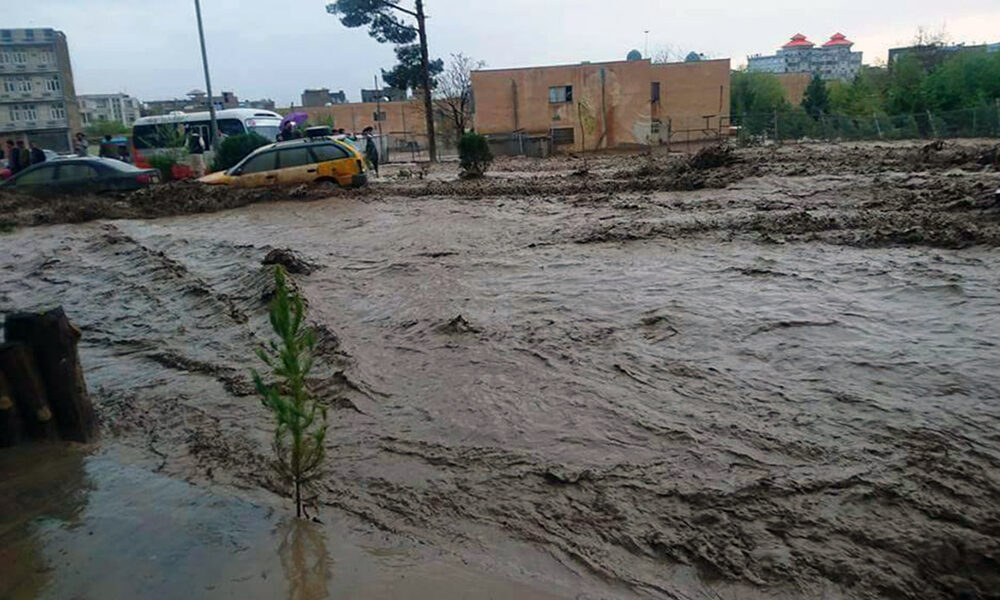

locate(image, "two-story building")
[[0, 28, 82, 152]]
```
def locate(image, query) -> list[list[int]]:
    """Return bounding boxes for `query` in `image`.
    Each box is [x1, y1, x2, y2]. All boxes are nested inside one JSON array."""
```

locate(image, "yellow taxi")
[[199, 137, 368, 188]]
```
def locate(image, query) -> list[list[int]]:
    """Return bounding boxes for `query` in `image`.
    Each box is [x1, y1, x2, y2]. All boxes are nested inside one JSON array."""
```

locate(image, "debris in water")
[[262, 248, 319, 275]]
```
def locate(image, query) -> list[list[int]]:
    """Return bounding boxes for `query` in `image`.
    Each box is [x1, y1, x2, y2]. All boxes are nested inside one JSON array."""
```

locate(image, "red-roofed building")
[[748, 33, 862, 81]]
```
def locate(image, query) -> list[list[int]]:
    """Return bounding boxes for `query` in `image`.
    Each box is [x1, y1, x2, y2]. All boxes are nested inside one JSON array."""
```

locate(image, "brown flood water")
[[1, 444, 578, 599], [1, 143, 999, 599]]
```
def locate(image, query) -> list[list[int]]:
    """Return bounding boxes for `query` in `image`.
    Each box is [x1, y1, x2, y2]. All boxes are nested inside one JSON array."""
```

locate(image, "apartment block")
[[748, 33, 862, 81], [79, 93, 142, 126], [0, 28, 82, 152], [471, 57, 730, 152]]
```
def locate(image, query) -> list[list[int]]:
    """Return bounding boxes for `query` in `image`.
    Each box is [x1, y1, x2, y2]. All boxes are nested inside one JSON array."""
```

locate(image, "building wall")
[[651, 59, 730, 138], [286, 100, 428, 136], [471, 58, 730, 152], [0, 28, 80, 151], [774, 72, 812, 105], [748, 47, 862, 81], [79, 93, 142, 126]]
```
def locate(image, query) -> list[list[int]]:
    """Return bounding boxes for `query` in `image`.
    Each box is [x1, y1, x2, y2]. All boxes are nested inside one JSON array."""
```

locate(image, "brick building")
[[301, 88, 347, 107], [470, 57, 730, 152], [748, 33, 862, 81], [0, 28, 82, 152]]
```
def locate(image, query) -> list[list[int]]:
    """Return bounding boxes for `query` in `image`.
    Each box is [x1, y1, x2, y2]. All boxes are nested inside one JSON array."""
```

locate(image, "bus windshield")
[[246, 119, 281, 141]]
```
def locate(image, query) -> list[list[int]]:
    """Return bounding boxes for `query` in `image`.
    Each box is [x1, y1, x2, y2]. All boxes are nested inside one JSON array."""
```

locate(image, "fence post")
[[995, 98, 1000, 137], [873, 113, 882, 139], [773, 110, 780, 144], [926, 110, 938, 138], [666, 118, 672, 154]]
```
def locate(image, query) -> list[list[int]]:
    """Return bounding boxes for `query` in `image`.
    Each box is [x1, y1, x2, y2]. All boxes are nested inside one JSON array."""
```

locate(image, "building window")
[[548, 85, 572, 103], [4, 77, 32, 93], [50, 103, 66, 120], [9, 103, 38, 122], [25, 30, 35, 40], [373, 110, 386, 122], [651, 119, 661, 134], [550, 127, 575, 145], [0, 30, 12, 41], [38, 50, 55, 64], [651, 82, 661, 103], [13, 51, 28, 64], [44, 76, 60, 92]]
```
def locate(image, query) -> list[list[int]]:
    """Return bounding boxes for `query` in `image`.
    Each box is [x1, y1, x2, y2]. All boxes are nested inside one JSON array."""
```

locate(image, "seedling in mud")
[[252, 266, 327, 518]]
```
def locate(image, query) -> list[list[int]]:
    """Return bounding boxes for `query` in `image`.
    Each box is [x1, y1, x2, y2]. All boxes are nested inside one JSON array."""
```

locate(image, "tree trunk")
[[5, 308, 96, 443], [0, 370, 24, 447], [0, 342, 57, 441], [415, 0, 437, 162]]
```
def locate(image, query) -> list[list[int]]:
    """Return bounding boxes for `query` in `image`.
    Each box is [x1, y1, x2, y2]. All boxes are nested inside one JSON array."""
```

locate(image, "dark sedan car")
[[0, 157, 158, 194]]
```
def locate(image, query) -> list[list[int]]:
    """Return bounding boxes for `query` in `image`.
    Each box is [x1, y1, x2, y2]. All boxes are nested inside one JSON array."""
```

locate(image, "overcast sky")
[[8, 0, 1000, 106]]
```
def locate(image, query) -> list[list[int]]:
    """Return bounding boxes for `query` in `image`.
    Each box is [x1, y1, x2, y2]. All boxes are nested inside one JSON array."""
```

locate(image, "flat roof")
[[473, 57, 729, 74]]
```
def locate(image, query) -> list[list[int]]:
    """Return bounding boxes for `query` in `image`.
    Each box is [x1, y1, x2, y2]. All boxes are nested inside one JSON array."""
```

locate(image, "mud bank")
[[1, 141, 999, 599]]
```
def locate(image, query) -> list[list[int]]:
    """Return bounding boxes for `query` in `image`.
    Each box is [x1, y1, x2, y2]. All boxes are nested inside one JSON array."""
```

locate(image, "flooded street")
[[1, 142, 999, 599]]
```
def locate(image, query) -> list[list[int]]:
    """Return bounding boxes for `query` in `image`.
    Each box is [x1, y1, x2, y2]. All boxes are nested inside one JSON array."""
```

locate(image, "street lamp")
[[194, 0, 219, 150]]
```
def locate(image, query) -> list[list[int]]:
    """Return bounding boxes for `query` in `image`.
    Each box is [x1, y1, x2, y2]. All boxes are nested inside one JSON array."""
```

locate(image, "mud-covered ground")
[[2, 140, 1000, 599]]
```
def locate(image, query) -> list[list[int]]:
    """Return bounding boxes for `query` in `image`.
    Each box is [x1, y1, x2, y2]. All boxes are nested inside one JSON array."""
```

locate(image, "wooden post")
[[0, 343, 57, 441], [0, 371, 24, 447], [5, 308, 96, 443]]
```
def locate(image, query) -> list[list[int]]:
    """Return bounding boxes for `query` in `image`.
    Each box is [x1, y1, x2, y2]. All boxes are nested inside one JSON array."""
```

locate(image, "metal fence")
[[730, 105, 1000, 145]]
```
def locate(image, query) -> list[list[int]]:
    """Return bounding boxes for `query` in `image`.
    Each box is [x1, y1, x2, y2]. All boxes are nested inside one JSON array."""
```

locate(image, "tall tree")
[[434, 53, 485, 145], [327, 0, 440, 161], [801, 74, 830, 119], [382, 44, 443, 94]]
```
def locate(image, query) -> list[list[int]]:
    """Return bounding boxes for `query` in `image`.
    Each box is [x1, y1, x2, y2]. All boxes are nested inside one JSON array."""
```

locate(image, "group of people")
[[2, 139, 48, 176]]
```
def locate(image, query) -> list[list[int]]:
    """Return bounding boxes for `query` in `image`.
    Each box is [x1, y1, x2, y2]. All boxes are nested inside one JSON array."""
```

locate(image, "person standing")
[[362, 126, 379, 177], [12, 140, 31, 174], [29, 141, 46, 165], [73, 132, 89, 157], [99, 135, 117, 158], [187, 132, 206, 178]]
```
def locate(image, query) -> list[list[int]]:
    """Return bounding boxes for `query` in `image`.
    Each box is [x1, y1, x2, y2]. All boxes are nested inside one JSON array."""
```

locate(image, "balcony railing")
[[0, 117, 68, 131]]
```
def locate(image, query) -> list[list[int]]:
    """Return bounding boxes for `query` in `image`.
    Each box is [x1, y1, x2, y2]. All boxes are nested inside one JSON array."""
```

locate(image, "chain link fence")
[[730, 105, 1000, 145]]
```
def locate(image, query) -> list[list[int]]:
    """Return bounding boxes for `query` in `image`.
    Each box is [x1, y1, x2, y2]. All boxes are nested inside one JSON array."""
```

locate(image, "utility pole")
[[374, 74, 387, 163], [193, 0, 219, 149], [644, 30, 650, 58], [415, 0, 437, 162]]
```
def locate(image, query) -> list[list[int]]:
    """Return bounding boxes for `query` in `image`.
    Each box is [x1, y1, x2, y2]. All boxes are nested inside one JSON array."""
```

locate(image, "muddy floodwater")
[[1, 142, 999, 599]]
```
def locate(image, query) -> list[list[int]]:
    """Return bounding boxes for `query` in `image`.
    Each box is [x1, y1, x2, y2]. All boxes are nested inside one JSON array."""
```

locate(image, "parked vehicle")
[[198, 137, 368, 189], [131, 108, 283, 177], [0, 157, 159, 194]]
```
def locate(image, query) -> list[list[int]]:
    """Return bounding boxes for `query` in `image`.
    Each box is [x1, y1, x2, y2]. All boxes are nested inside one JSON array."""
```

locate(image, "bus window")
[[218, 118, 245, 138], [245, 119, 281, 141]]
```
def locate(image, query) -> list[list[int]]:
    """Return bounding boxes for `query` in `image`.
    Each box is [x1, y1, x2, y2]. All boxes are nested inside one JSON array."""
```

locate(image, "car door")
[[275, 146, 315, 185], [310, 142, 356, 185], [233, 150, 278, 187], [55, 163, 102, 193], [10, 164, 58, 193]]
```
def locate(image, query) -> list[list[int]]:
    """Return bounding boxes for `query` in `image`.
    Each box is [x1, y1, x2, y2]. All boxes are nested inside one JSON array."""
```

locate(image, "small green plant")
[[211, 132, 270, 172], [148, 153, 180, 182], [252, 266, 327, 518], [458, 132, 493, 179]]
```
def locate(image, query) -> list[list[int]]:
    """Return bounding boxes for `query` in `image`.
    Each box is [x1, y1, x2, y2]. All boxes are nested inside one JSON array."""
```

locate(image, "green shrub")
[[458, 132, 493, 179], [252, 266, 327, 518], [148, 153, 180, 182], [211, 132, 271, 172]]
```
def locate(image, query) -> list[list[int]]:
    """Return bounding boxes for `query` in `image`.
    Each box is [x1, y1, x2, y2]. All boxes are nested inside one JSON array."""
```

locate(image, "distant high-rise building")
[[79, 93, 143, 126], [748, 33, 862, 81], [0, 28, 82, 152]]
